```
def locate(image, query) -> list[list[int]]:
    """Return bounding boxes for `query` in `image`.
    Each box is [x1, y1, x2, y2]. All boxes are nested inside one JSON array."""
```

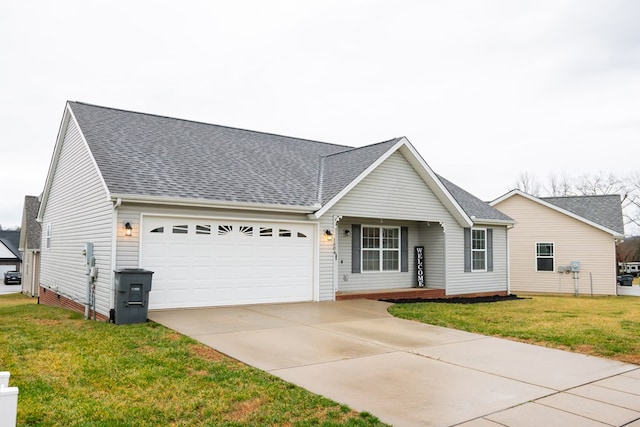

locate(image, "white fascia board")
[[471, 218, 517, 226], [67, 105, 112, 204], [398, 142, 473, 227], [309, 137, 474, 227], [37, 104, 72, 222], [491, 189, 622, 238], [111, 194, 320, 214], [489, 189, 521, 206], [37, 102, 113, 221], [308, 138, 407, 220]]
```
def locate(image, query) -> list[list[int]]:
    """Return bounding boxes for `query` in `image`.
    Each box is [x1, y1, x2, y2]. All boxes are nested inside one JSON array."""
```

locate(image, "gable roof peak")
[[491, 189, 624, 237]]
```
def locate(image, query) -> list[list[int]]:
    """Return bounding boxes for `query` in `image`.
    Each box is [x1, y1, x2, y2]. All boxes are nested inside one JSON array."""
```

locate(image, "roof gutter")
[[470, 217, 517, 226], [110, 194, 320, 214]]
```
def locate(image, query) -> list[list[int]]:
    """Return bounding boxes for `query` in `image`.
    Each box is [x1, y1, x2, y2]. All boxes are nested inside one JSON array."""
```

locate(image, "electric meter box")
[[570, 261, 580, 272], [113, 269, 154, 325]]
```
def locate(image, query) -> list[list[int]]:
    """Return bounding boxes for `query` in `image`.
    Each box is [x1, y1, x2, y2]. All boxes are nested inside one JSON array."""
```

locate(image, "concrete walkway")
[[149, 300, 640, 427]]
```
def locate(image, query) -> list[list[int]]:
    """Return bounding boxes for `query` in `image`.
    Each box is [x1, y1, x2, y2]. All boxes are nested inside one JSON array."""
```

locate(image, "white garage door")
[[141, 216, 316, 309]]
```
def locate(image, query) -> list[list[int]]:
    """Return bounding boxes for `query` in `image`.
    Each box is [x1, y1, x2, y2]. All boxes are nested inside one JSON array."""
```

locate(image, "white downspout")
[[506, 224, 514, 295], [109, 198, 122, 315]]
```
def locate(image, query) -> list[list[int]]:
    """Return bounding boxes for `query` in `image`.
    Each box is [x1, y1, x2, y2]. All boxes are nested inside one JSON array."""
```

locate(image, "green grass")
[[0, 294, 386, 427], [388, 294, 640, 365]]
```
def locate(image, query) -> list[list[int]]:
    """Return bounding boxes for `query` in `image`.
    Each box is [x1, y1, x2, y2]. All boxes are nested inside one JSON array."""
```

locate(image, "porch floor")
[[335, 287, 446, 301]]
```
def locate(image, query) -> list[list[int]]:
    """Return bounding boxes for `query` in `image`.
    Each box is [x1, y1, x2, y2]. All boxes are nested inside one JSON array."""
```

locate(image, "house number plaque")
[[415, 246, 425, 287]]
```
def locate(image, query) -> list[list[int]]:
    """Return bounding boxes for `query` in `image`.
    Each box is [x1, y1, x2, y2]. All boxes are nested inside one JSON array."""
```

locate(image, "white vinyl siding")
[[39, 115, 113, 316], [337, 219, 423, 292], [493, 194, 617, 295], [328, 152, 457, 221], [324, 151, 458, 293], [323, 151, 509, 296], [445, 225, 509, 296]]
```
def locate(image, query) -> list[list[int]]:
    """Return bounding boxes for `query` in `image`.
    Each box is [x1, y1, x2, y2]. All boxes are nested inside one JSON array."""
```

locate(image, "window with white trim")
[[362, 226, 400, 272], [472, 228, 486, 271], [45, 224, 52, 249], [536, 243, 554, 271]]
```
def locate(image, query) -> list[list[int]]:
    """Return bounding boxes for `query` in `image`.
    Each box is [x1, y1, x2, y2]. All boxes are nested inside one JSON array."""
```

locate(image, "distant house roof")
[[491, 190, 624, 237], [0, 230, 20, 253], [40, 101, 509, 226], [19, 195, 41, 251], [0, 238, 21, 262], [541, 195, 625, 236]]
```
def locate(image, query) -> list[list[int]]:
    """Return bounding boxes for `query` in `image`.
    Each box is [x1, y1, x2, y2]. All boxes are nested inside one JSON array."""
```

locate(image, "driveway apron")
[[149, 300, 640, 427]]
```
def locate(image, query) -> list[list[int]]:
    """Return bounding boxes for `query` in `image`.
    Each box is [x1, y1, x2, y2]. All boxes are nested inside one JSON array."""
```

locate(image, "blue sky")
[[1, 1, 639, 231]]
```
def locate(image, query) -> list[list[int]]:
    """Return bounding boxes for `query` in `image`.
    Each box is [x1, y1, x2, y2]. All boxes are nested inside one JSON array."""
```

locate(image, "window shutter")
[[464, 228, 471, 272], [352, 224, 361, 274], [401, 226, 408, 272], [487, 228, 493, 272]]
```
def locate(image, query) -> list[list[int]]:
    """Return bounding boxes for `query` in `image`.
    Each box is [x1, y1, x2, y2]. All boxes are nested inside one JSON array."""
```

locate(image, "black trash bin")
[[619, 274, 634, 287], [113, 268, 154, 324]]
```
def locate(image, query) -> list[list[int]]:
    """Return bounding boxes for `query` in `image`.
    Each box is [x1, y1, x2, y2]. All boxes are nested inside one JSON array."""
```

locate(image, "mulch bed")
[[382, 294, 527, 304]]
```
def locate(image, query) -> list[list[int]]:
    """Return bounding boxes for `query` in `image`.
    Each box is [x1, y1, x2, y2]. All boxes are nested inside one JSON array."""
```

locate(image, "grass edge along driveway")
[[0, 294, 386, 427], [388, 294, 640, 365]]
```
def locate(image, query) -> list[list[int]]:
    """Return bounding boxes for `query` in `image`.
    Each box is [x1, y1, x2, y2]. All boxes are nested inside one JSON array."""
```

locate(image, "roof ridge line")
[[68, 101, 352, 150], [321, 137, 402, 159], [316, 156, 325, 204]]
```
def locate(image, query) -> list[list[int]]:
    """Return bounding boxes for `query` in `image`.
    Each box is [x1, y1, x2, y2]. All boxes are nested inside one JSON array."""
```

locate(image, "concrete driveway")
[[149, 300, 640, 427]]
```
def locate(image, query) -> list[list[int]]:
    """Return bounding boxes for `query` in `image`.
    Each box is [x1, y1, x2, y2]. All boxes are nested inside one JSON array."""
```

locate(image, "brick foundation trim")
[[336, 288, 508, 301], [39, 286, 109, 322]]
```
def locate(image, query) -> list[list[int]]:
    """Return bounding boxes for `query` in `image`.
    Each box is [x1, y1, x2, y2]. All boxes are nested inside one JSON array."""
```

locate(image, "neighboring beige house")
[[491, 190, 624, 295]]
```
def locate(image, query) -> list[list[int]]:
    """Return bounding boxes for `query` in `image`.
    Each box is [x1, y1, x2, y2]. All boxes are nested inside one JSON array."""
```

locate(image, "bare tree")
[[545, 172, 574, 196], [575, 171, 628, 196], [515, 170, 640, 236], [625, 171, 640, 229], [513, 172, 541, 196]]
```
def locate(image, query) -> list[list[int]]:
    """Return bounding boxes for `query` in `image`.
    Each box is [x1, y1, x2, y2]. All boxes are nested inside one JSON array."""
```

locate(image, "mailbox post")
[[113, 269, 154, 324]]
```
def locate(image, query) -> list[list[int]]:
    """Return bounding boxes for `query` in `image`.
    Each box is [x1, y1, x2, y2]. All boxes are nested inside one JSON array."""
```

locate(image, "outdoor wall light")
[[124, 222, 133, 237], [324, 229, 333, 241], [344, 229, 351, 236]]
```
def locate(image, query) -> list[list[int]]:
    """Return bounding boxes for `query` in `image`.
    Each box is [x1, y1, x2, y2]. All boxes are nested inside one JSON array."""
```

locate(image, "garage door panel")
[[142, 217, 315, 309]]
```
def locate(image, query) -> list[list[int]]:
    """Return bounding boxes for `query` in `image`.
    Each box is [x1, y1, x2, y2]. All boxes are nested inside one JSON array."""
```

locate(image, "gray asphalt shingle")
[[21, 196, 41, 250], [68, 102, 502, 221], [319, 138, 402, 204], [70, 102, 348, 207], [541, 195, 624, 235], [438, 176, 513, 222]]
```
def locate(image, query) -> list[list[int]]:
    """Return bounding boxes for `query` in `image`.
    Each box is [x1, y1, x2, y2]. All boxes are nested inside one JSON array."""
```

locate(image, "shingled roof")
[[438, 176, 513, 223], [491, 190, 624, 237], [19, 195, 41, 251], [542, 195, 624, 236], [71, 102, 357, 208], [65, 102, 504, 222]]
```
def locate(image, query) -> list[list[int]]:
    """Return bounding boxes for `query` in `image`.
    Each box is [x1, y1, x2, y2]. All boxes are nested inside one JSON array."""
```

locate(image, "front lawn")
[[0, 294, 385, 426], [388, 294, 640, 365]]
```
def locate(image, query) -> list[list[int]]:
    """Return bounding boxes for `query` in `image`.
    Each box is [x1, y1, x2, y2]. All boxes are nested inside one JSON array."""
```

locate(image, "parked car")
[[3, 271, 21, 285]]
